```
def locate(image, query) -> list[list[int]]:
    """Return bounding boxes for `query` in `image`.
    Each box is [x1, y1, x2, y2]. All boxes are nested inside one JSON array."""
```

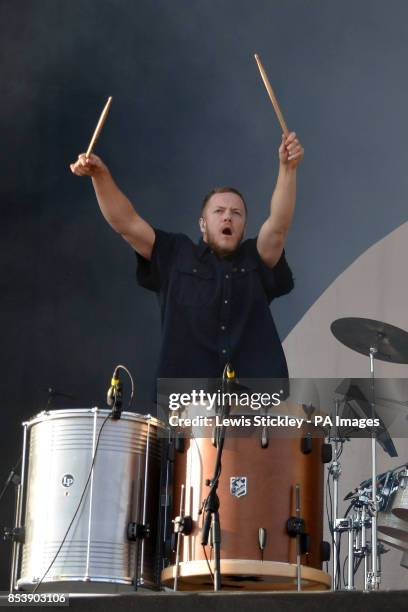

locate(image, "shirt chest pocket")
[[231, 262, 264, 302], [174, 263, 215, 307]]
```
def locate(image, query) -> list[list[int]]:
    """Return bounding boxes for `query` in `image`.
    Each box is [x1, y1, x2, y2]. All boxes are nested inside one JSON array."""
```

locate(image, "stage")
[[1, 590, 403, 612]]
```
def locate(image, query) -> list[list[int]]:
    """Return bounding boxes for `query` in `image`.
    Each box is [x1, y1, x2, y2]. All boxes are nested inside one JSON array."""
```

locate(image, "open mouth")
[[222, 227, 232, 236]]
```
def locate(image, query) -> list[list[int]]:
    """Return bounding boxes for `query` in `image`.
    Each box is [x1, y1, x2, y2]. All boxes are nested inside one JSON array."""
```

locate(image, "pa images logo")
[[230, 476, 247, 498]]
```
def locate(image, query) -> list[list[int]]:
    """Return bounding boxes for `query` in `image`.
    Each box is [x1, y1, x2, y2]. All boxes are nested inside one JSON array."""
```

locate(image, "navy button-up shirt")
[[136, 229, 294, 379]]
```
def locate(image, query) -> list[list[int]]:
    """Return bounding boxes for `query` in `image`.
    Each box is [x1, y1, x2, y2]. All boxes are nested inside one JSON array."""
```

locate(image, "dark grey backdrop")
[[1, 0, 408, 588]]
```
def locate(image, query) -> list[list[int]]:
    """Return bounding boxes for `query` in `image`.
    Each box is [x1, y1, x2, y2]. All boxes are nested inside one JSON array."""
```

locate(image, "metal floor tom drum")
[[13, 409, 165, 593]]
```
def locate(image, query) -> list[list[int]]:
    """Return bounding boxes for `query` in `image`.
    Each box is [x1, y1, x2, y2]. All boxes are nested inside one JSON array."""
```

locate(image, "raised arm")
[[257, 132, 304, 268], [70, 153, 155, 259]]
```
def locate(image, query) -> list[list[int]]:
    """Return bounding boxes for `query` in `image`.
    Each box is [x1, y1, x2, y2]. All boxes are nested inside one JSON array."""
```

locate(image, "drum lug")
[[127, 522, 150, 541], [301, 435, 312, 454], [173, 514, 193, 535], [287, 516, 305, 537], [3, 526, 24, 544], [321, 443, 333, 464], [321, 540, 331, 562], [174, 434, 185, 454]]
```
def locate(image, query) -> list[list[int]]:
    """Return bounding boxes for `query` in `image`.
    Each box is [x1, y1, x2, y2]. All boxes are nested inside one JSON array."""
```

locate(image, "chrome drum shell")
[[16, 409, 164, 592]]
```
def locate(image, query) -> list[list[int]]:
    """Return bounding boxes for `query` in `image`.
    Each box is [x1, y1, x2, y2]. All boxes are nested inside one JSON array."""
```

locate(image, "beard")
[[205, 228, 244, 257]]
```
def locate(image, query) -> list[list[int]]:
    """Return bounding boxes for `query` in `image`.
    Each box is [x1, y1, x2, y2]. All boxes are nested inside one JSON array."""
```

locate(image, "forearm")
[[268, 163, 297, 237], [92, 170, 140, 234]]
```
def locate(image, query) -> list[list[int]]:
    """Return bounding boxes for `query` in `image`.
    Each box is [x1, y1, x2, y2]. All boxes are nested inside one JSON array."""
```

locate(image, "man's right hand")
[[70, 153, 109, 177]]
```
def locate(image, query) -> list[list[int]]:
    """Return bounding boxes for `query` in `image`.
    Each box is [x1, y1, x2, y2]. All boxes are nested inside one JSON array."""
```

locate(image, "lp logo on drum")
[[230, 476, 247, 498], [61, 474, 74, 488]]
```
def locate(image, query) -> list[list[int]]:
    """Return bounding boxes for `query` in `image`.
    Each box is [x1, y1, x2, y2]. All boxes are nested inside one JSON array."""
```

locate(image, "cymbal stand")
[[330, 399, 343, 590], [353, 498, 370, 590], [346, 515, 356, 590], [367, 347, 380, 590]]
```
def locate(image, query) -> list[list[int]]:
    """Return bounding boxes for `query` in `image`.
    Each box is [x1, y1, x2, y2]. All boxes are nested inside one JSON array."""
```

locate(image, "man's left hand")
[[279, 132, 304, 169]]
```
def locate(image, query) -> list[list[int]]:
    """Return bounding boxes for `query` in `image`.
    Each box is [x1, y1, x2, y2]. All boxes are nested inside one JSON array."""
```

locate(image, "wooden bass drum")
[[161, 424, 330, 591]]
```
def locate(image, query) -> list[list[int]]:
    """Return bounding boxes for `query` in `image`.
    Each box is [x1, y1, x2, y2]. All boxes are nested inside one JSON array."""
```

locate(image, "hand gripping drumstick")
[[254, 54, 289, 137], [85, 96, 113, 158]]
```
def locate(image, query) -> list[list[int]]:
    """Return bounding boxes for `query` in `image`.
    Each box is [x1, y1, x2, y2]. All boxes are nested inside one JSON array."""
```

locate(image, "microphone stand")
[[201, 365, 234, 591]]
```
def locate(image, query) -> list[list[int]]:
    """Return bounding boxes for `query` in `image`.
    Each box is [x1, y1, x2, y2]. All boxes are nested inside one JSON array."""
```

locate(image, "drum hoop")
[[23, 408, 166, 431]]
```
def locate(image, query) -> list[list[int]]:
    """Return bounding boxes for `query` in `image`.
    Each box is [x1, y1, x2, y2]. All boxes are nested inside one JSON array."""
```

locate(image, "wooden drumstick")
[[85, 96, 113, 158], [254, 54, 289, 136]]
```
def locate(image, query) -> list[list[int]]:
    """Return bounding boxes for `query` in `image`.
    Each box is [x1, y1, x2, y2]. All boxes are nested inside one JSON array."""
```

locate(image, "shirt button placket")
[[219, 263, 232, 362]]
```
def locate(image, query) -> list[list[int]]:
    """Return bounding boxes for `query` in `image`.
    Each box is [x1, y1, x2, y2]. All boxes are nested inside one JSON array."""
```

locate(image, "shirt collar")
[[197, 237, 210, 258], [196, 237, 245, 262]]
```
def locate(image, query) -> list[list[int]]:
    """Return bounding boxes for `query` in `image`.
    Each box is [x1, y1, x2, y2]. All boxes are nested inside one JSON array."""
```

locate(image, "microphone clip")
[[107, 369, 123, 420]]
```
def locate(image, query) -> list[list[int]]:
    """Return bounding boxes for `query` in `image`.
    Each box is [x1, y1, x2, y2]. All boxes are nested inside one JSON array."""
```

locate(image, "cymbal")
[[331, 318, 408, 364]]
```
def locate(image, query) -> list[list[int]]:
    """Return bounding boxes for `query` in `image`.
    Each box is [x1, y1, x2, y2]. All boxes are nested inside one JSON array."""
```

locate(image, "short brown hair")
[[201, 186, 247, 215]]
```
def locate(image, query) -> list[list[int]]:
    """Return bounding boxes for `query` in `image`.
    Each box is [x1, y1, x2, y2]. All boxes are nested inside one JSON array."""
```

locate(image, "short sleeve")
[[248, 239, 294, 303], [135, 229, 184, 292]]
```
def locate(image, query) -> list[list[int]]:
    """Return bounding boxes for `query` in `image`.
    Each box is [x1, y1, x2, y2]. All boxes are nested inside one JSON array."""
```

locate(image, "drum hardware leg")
[[329, 398, 344, 591], [295, 484, 302, 592], [201, 486, 221, 581], [211, 511, 221, 591], [345, 518, 355, 590], [173, 484, 184, 591], [9, 424, 28, 593], [173, 484, 193, 591], [376, 541, 388, 587], [358, 504, 369, 590], [160, 437, 173, 575], [286, 484, 304, 591], [6, 485, 24, 594]]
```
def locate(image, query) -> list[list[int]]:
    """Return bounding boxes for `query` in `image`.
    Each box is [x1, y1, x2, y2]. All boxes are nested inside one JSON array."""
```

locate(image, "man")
[[70, 132, 303, 380]]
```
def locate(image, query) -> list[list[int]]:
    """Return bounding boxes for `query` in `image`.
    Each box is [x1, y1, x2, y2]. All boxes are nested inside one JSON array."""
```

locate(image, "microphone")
[[107, 367, 120, 406], [225, 363, 236, 383], [107, 366, 122, 419]]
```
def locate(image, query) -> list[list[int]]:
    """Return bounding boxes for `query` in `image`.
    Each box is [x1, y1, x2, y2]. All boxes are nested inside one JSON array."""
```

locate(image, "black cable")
[[0, 456, 22, 504], [32, 412, 111, 593], [353, 555, 363, 578], [202, 545, 214, 582], [336, 532, 343, 589], [342, 554, 348, 587], [326, 471, 333, 536]]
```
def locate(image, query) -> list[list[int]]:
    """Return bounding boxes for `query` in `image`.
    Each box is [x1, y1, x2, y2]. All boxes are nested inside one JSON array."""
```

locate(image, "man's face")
[[200, 192, 246, 256]]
